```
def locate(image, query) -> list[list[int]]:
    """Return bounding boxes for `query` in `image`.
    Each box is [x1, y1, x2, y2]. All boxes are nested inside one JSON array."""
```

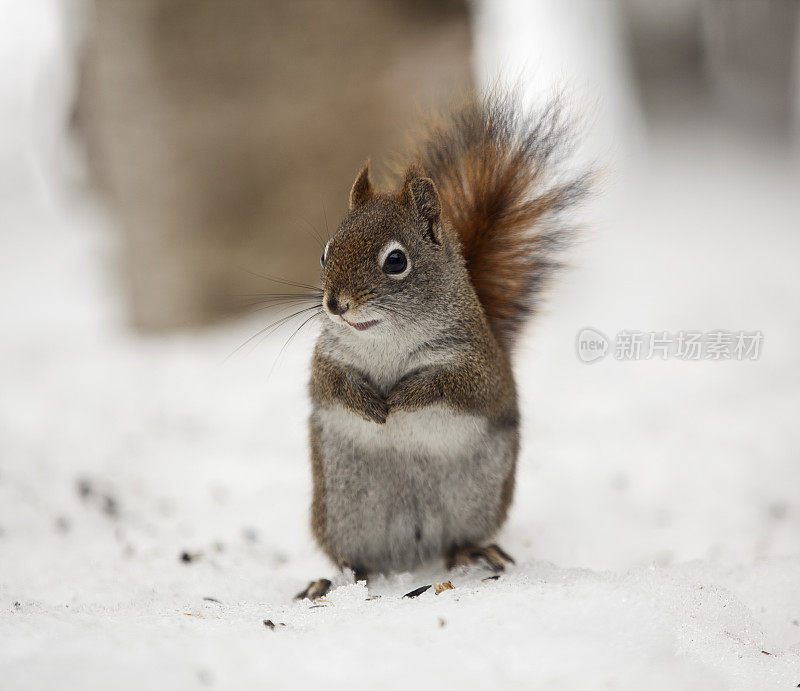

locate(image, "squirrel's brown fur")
[[399, 93, 588, 352]]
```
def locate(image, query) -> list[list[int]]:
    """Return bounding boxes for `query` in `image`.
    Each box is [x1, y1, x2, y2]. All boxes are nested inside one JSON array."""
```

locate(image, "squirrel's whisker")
[[267, 310, 324, 379], [235, 291, 322, 298], [241, 300, 323, 317], [225, 304, 322, 362], [294, 215, 328, 250], [322, 205, 331, 241], [235, 295, 323, 307], [239, 267, 323, 293]]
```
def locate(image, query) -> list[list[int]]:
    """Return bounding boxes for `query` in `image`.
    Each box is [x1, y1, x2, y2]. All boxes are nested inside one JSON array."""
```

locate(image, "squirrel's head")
[[320, 162, 463, 338]]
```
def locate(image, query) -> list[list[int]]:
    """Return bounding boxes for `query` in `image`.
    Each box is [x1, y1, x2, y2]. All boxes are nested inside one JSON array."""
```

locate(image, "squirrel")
[[297, 93, 588, 600]]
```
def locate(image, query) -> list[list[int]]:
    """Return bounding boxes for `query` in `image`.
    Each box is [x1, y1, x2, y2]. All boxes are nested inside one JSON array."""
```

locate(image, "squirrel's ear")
[[403, 175, 441, 245], [349, 161, 374, 210]]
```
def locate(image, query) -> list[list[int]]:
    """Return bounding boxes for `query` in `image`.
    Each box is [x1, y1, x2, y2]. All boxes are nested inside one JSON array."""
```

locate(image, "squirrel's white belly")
[[314, 404, 514, 572]]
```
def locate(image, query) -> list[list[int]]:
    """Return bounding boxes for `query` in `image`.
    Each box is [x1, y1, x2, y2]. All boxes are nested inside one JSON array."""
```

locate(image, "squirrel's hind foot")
[[447, 543, 515, 572], [295, 564, 369, 601], [295, 578, 332, 601]]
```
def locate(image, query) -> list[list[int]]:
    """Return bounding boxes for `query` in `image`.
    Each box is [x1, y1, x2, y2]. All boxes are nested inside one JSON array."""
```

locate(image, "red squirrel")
[[298, 93, 588, 599]]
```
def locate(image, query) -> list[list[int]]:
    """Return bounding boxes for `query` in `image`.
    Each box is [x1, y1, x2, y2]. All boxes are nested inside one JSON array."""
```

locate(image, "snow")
[[3, 2, 800, 690]]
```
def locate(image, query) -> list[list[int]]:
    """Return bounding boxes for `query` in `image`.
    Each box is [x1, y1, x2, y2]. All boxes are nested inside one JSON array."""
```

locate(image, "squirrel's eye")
[[321, 241, 330, 268], [383, 249, 407, 275]]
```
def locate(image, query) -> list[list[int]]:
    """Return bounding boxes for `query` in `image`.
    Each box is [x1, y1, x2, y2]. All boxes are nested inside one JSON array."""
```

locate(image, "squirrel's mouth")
[[343, 318, 380, 331]]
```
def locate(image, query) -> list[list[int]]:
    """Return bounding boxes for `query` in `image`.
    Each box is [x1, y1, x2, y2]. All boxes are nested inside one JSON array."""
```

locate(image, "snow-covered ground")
[[3, 3, 800, 690]]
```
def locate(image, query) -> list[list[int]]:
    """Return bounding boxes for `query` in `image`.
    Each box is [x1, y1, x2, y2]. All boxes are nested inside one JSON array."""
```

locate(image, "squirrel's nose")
[[326, 295, 349, 316]]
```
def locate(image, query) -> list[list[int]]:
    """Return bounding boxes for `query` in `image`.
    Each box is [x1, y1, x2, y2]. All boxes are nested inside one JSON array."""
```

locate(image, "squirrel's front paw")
[[386, 379, 417, 414], [359, 386, 388, 424]]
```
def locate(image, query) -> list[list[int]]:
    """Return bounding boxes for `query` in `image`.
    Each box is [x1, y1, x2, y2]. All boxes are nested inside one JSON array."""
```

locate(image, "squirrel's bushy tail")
[[404, 92, 589, 353]]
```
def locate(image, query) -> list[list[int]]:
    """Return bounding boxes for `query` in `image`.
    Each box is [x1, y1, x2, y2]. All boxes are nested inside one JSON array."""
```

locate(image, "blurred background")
[[2, 0, 800, 686], [7, 0, 800, 330]]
